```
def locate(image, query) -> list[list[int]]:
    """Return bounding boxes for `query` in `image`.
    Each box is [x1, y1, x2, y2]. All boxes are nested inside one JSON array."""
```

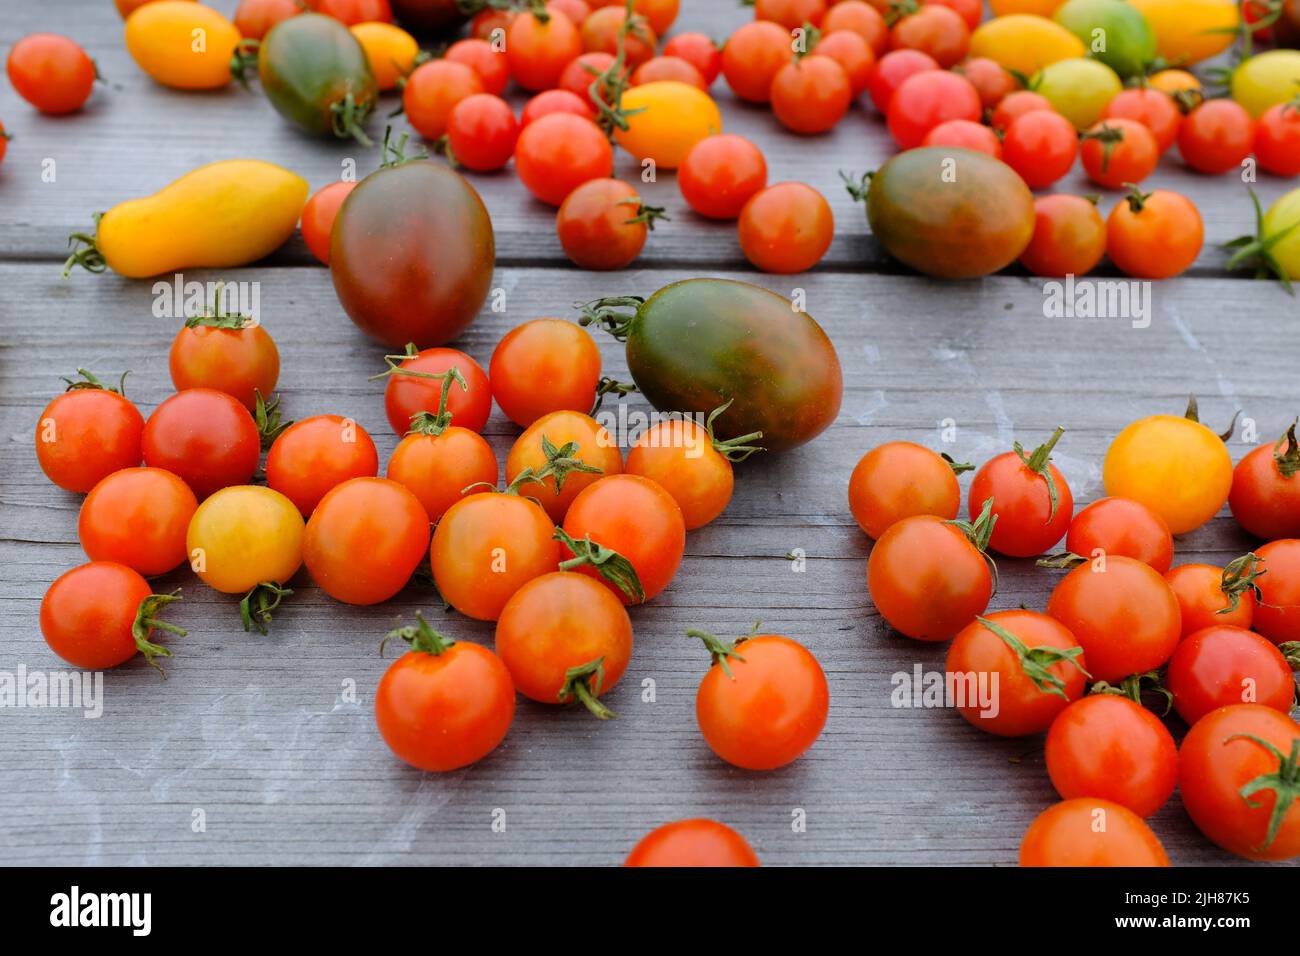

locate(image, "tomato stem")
[[976, 616, 1089, 700], [398, 365, 469, 437], [1224, 188, 1299, 294], [587, 0, 646, 138], [1225, 734, 1300, 852], [590, 376, 638, 415], [1218, 552, 1268, 616], [240, 582, 293, 635], [186, 281, 254, 330], [840, 170, 873, 203], [254, 389, 291, 449], [382, 611, 456, 657], [554, 528, 646, 603], [946, 497, 999, 594], [1184, 393, 1240, 442], [1035, 551, 1088, 570], [577, 296, 644, 342], [535, 434, 606, 492], [62, 220, 107, 278], [330, 91, 374, 147], [132, 590, 186, 676], [705, 399, 765, 462], [942, 453, 974, 475], [1013, 425, 1065, 523], [1089, 669, 1173, 715], [230, 39, 260, 91], [61, 367, 130, 396], [559, 656, 617, 719], [685, 627, 749, 680], [1274, 420, 1300, 479], [618, 197, 670, 230]]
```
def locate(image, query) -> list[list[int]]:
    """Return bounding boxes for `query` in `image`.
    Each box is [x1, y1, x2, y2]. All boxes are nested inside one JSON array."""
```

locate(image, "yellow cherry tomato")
[[1231, 50, 1300, 119], [969, 15, 1086, 77], [1148, 68, 1201, 99], [1102, 404, 1234, 535], [614, 81, 722, 170], [990, 0, 1068, 15], [1128, 0, 1237, 65], [1033, 57, 1123, 129], [125, 0, 242, 90], [350, 21, 418, 92], [1258, 188, 1300, 281], [186, 485, 305, 594], [65, 159, 309, 278]]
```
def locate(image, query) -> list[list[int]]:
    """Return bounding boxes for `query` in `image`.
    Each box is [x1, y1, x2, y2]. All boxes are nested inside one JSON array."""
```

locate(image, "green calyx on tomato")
[[586, 0, 642, 136], [254, 389, 291, 450], [705, 400, 765, 463], [591, 376, 639, 416], [686, 624, 756, 680], [239, 581, 294, 636], [63, 212, 107, 276], [944, 453, 975, 475], [1218, 553, 1268, 616], [619, 198, 670, 230], [132, 589, 186, 675], [1183, 392, 1240, 442], [536, 434, 606, 491], [1089, 668, 1174, 715], [554, 527, 646, 604], [945, 497, 1000, 592], [371, 353, 469, 438], [975, 615, 1090, 699], [1225, 188, 1300, 294], [1275, 420, 1300, 479], [1226, 733, 1300, 851], [61, 366, 130, 396], [185, 282, 252, 330], [230, 38, 260, 91], [379, 125, 429, 169], [382, 611, 455, 657], [1013, 425, 1067, 522], [558, 656, 617, 720], [1080, 122, 1125, 174]]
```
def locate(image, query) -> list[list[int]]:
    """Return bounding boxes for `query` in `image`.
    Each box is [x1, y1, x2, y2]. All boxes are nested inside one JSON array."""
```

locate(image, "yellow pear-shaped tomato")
[[1103, 408, 1233, 535], [1033, 58, 1123, 128], [350, 21, 418, 92], [614, 81, 721, 170], [1129, 0, 1237, 65], [68, 160, 308, 279], [990, 0, 1068, 15], [969, 15, 1085, 76], [125, 1, 242, 90], [1231, 50, 1300, 118]]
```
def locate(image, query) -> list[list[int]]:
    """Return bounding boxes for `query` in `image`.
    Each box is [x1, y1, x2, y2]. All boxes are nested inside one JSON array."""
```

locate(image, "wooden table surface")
[[1, 1, 1296, 866]]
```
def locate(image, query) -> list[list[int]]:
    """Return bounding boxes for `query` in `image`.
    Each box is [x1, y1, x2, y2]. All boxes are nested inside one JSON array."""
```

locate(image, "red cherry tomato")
[[1167, 626, 1296, 726], [953, 56, 1016, 109], [445, 37, 510, 96], [1020, 798, 1170, 866], [865, 47, 938, 114], [1002, 109, 1079, 189], [79, 466, 197, 576], [889, 5, 969, 68], [754, 0, 826, 28], [558, 52, 619, 108], [515, 113, 613, 206], [1254, 538, 1300, 645], [1255, 102, 1300, 176], [721, 19, 793, 104], [446, 93, 519, 172], [489, 318, 603, 428], [580, 6, 656, 69], [556, 177, 663, 271], [813, 30, 874, 97], [970, 427, 1073, 558], [662, 32, 722, 84], [1060, 496, 1174, 573], [402, 59, 483, 141], [624, 819, 760, 867], [387, 420, 497, 524], [929, 0, 982, 29], [772, 54, 852, 134], [848, 441, 963, 539], [922, 118, 1002, 158], [142, 388, 261, 499], [886, 69, 981, 149], [1178, 99, 1255, 175], [168, 310, 280, 412], [315, 0, 391, 25], [1101, 87, 1182, 153], [823, 0, 888, 55], [1230, 423, 1300, 539], [550, 0, 590, 24], [1166, 558, 1261, 637], [507, 7, 582, 91], [266, 414, 380, 516], [1081, 118, 1159, 190], [300, 181, 357, 266], [631, 55, 706, 89], [737, 182, 834, 274], [35, 372, 144, 493], [991, 90, 1053, 132], [234, 0, 302, 40], [1019, 194, 1106, 278], [520, 88, 594, 126], [471, 9, 513, 42], [678, 134, 767, 220], [381, 346, 491, 437], [7, 34, 96, 115]]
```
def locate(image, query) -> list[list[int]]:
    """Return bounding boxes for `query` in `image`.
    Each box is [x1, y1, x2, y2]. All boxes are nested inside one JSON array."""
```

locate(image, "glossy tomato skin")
[[41, 562, 156, 670], [1230, 435, 1300, 540], [662, 32, 723, 84], [35, 387, 144, 493], [889, 5, 970, 68], [431, 493, 560, 621], [886, 70, 981, 149], [721, 20, 792, 103], [868, 516, 992, 641], [7, 34, 96, 114], [618, 279, 842, 452], [186, 485, 305, 593], [142, 388, 261, 499], [626, 418, 734, 530], [1102, 87, 1182, 153], [331, 161, 494, 348], [866, 48, 939, 113], [1178, 99, 1255, 174], [402, 59, 482, 140], [445, 38, 509, 95], [632, 55, 706, 89], [1001, 110, 1078, 189], [557, 178, 653, 271], [848, 441, 961, 539], [234, 0, 302, 40], [814, 32, 873, 98], [946, 611, 1087, 736], [520, 88, 594, 126], [169, 322, 280, 411], [1103, 412, 1229, 533], [991, 90, 1052, 131], [954, 56, 1016, 109], [1168, 626, 1295, 725], [1046, 556, 1182, 683], [1020, 798, 1170, 866], [266, 415, 380, 516], [387, 427, 496, 523], [507, 9, 582, 91], [1253, 539, 1300, 645], [1105, 190, 1204, 280], [376, 638, 514, 772], [969, 442, 1073, 558], [1063, 497, 1173, 573], [754, 0, 826, 28], [824, 0, 889, 54], [614, 81, 722, 171], [1045, 696, 1177, 817], [303, 477, 430, 605], [506, 411, 623, 523], [771, 56, 851, 134], [80, 467, 197, 576], [738, 182, 835, 274], [259, 14, 378, 139], [679, 134, 767, 220], [515, 113, 613, 207], [696, 635, 829, 770], [1255, 102, 1300, 176], [865, 147, 1035, 279], [922, 119, 1001, 158], [1080, 118, 1158, 189], [625, 819, 760, 867], [300, 181, 357, 265], [446, 94, 519, 172], [489, 319, 601, 428], [1165, 563, 1255, 636], [1018, 194, 1106, 278], [1179, 704, 1300, 860], [383, 347, 491, 436]]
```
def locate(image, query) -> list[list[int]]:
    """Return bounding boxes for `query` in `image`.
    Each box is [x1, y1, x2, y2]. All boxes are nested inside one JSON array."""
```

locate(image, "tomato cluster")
[[851, 400, 1300, 865]]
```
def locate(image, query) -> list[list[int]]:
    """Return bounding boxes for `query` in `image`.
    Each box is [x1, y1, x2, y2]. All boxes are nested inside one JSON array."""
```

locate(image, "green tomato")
[[1033, 57, 1123, 128], [1231, 50, 1300, 119], [1263, 189, 1300, 280], [259, 13, 377, 143], [1054, 0, 1157, 79]]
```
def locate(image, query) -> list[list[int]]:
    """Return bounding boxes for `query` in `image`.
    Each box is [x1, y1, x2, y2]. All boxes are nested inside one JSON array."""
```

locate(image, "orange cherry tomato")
[[823, 0, 888, 55], [1178, 99, 1255, 174], [1101, 87, 1182, 153], [266, 414, 380, 516], [1105, 187, 1204, 279], [1061, 497, 1174, 573], [402, 59, 483, 141], [521, 88, 595, 126], [489, 318, 604, 428], [624, 819, 760, 867], [678, 134, 767, 220], [300, 181, 357, 265], [233, 0, 302, 40], [495, 571, 633, 718], [508, 6, 582, 90], [922, 118, 1002, 157], [580, 6, 657, 70], [7, 34, 96, 115], [470, 8, 513, 42], [953, 56, 1016, 109], [969, 426, 1073, 558], [662, 32, 723, 84], [1020, 799, 1170, 867], [771, 54, 851, 134], [556, 178, 662, 271], [1080, 118, 1159, 189], [1018, 194, 1106, 278], [597, 0, 678, 36], [79, 467, 197, 576], [387, 422, 497, 524], [1168, 625, 1295, 725], [813, 30, 874, 97], [848, 441, 963, 539], [692, 630, 829, 770], [35, 372, 144, 493], [721, 20, 793, 104], [168, 313, 280, 412], [738, 182, 834, 274], [445, 37, 510, 96], [1253, 538, 1300, 645], [313, 0, 391, 25], [142, 388, 261, 499], [889, 5, 970, 68], [1230, 422, 1300, 540], [632, 55, 706, 89], [514, 113, 613, 207], [1165, 558, 1260, 637], [506, 410, 623, 523], [381, 346, 491, 437], [754, 0, 827, 28], [303, 477, 431, 605], [990, 89, 1053, 131]]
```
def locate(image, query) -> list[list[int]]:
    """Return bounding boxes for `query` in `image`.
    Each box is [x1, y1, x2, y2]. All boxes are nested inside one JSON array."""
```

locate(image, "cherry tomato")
[[351, 21, 417, 91], [234, 0, 302, 40], [431, 491, 561, 621], [1166, 558, 1261, 636], [953, 56, 1016, 109], [813, 30, 874, 97], [771, 54, 852, 134], [1106, 186, 1205, 279], [823, 0, 888, 55], [489, 318, 603, 427], [721, 19, 793, 103], [737, 182, 834, 274], [445, 37, 510, 96], [1255, 101, 1300, 176], [506, 410, 623, 523], [1178, 99, 1255, 174], [380, 345, 491, 437], [848, 441, 963, 539], [496, 571, 632, 718], [1230, 422, 1300, 540], [376, 614, 515, 771], [402, 59, 483, 141], [515, 113, 613, 206], [631, 55, 706, 89], [549, 0, 590, 25], [446, 93, 519, 172], [1147, 67, 1201, 101], [559, 52, 619, 109], [1059, 497, 1173, 573], [990, 89, 1053, 131], [1001, 110, 1078, 189], [662, 32, 722, 84], [886, 69, 981, 149], [520, 88, 594, 126], [1045, 695, 1177, 817], [266, 414, 379, 516], [929, 0, 982, 30], [970, 426, 1073, 558], [303, 477, 431, 605], [946, 611, 1088, 736], [1046, 556, 1181, 683], [387, 418, 497, 524], [922, 118, 1002, 158], [560, 474, 685, 605], [580, 6, 656, 70], [1254, 538, 1300, 645], [7, 34, 96, 115], [142, 388, 261, 499], [614, 81, 723, 171], [471, 9, 513, 42], [624, 819, 760, 867], [557, 178, 663, 271], [35, 372, 144, 493], [314, 0, 391, 25], [867, 510, 994, 641], [678, 134, 767, 220], [692, 630, 828, 770], [79, 467, 196, 576], [1102, 398, 1229, 532], [754, 0, 826, 28], [41, 562, 184, 671], [1018, 194, 1106, 278], [1179, 704, 1300, 861], [1080, 118, 1159, 189], [1019, 798, 1170, 866], [889, 5, 970, 69], [300, 181, 357, 266], [594, 0, 677, 35], [168, 311, 280, 412], [865, 48, 938, 114], [1168, 626, 1296, 726], [1101, 87, 1182, 154]]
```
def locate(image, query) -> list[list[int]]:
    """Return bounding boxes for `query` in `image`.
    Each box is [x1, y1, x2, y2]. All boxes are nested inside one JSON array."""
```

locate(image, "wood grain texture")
[[0, 1, 1297, 867]]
